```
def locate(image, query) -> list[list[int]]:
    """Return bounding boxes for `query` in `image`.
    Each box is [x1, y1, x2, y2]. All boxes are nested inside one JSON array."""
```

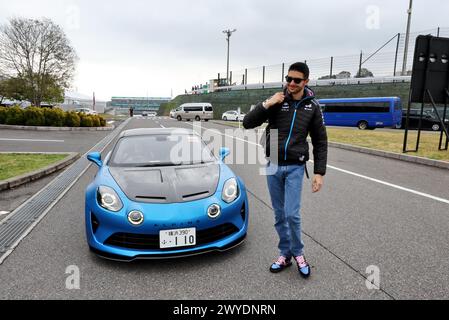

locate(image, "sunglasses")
[[285, 76, 306, 84]]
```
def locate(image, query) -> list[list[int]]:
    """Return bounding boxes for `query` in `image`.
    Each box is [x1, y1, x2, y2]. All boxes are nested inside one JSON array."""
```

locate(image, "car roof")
[[118, 128, 198, 138]]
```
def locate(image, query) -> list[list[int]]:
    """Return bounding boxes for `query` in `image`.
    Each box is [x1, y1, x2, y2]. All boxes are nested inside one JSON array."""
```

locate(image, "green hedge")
[[0, 106, 106, 127]]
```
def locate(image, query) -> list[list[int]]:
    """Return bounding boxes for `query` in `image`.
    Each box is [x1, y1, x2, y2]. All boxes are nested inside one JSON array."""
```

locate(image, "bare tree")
[[0, 17, 78, 106]]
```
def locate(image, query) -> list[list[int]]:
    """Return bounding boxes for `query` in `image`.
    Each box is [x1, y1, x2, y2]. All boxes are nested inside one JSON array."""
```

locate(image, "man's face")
[[286, 70, 309, 95]]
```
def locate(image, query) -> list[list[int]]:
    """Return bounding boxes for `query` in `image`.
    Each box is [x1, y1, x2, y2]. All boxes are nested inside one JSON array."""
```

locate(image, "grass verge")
[[0, 153, 68, 181], [327, 128, 449, 162]]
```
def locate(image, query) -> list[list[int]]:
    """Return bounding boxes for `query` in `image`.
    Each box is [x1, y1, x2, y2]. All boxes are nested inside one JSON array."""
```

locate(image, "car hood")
[[108, 163, 220, 204]]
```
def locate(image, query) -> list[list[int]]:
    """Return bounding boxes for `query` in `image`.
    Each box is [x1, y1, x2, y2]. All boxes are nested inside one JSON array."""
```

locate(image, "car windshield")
[[109, 134, 216, 167]]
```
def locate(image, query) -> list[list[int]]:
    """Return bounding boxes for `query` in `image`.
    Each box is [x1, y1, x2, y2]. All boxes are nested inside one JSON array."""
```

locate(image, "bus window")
[[318, 97, 402, 130]]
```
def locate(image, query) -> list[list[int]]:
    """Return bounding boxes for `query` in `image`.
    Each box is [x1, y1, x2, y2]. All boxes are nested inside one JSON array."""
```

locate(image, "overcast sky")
[[1, 0, 448, 101]]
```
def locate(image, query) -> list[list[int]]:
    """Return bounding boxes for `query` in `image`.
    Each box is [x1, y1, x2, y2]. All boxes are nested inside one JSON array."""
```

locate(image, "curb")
[[0, 124, 114, 131], [328, 141, 449, 170], [209, 120, 449, 171], [0, 152, 80, 191]]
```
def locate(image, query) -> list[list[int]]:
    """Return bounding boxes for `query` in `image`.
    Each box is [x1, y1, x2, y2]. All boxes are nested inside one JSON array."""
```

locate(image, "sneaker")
[[269, 256, 292, 273], [295, 255, 311, 278]]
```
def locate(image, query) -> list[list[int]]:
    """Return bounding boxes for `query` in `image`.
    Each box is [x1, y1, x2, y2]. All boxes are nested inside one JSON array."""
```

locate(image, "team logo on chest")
[[281, 103, 290, 112], [304, 104, 313, 111]]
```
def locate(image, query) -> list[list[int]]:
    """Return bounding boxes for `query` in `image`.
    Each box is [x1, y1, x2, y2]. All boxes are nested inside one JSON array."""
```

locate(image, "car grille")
[[104, 223, 239, 250]]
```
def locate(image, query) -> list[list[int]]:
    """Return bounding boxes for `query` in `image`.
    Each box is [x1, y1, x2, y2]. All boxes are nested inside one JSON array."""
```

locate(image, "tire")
[[177, 115, 182, 121], [357, 121, 368, 130], [195, 116, 201, 121], [395, 123, 402, 129], [432, 124, 440, 131], [204, 119, 209, 122], [223, 116, 227, 121]]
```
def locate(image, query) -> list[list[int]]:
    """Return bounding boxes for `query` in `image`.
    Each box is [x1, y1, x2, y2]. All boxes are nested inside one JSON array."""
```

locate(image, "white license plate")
[[159, 227, 196, 249]]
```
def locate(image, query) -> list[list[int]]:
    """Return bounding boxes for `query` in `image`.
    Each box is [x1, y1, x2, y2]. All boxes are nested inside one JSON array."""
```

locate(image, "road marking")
[[189, 122, 449, 205], [0, 138, 64, 143], [159, 123, 166, 128], [326, 164, 449, 205], [0, 211, 10, 216]]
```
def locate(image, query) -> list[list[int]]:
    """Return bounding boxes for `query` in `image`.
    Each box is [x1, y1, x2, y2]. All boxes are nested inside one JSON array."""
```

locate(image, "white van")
[[173, 103, 213, 121]]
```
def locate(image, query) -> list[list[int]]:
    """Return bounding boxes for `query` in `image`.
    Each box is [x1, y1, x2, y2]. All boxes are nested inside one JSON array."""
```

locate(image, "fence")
[[206, 27, 449, 92]]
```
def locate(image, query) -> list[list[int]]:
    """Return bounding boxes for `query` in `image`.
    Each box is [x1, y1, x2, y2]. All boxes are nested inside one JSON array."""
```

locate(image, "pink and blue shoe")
[[269, 256, 292, 273], [295, 255, 310, 278]]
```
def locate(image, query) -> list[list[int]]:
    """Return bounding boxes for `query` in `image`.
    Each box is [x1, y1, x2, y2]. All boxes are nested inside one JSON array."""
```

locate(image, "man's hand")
[[264, 92, 285, 108], [312, 174, 324, 193]]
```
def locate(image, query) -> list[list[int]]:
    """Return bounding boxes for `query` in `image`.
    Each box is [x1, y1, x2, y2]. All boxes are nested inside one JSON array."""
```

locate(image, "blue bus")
[[318, 97, 402, 130]]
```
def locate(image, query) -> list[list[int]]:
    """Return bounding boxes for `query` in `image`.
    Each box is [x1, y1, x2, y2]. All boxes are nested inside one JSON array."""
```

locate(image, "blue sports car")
[[85, 128, 248, 261]]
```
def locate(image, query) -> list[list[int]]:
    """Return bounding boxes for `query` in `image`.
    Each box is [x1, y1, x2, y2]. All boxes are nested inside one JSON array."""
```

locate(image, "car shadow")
[[88, 241, 247, 271]]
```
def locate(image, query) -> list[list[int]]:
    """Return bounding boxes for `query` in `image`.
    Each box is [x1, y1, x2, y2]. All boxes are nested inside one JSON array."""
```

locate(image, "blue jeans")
[[266, 162, 305, 258]]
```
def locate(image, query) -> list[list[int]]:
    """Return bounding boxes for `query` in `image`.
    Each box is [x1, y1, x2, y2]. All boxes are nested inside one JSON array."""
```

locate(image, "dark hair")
[[288, 62, 309, 79]]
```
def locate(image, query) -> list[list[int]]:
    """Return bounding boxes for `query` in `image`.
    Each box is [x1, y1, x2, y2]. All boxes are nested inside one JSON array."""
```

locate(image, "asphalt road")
[[0, 127, 114, 221], [1, 117, 449, 299]]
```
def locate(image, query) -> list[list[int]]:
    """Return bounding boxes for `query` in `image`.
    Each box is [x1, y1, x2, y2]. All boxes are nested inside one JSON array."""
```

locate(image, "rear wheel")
[[204, 119, 209, 122], [357, 121, 368, 130], [177, 115, 182, 121], [195, 116, 201, 121]]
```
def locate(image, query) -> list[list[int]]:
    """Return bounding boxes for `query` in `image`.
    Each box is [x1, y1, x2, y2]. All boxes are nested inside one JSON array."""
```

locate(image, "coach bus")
[[318, 97, 402, 130]]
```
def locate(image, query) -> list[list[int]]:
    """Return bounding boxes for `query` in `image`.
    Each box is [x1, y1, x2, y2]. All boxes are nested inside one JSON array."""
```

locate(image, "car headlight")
[[222, 178, 239, 203], [97, 186, 123, 212]]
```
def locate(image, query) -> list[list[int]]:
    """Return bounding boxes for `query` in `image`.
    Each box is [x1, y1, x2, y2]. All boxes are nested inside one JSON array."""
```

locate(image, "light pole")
[[402, 0, 413, 76], [223, 28, 237, 86]]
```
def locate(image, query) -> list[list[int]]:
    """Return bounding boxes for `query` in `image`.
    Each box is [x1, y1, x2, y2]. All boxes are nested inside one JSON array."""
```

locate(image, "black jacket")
[[243, 86, 328, 175]]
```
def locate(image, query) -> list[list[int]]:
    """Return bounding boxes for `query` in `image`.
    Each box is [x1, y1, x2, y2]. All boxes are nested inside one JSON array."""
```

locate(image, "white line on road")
[[0, 211, 10, 216], [190, 122, 449, 205], [326, 164, 449, 205], [0, 138, 64, 143]]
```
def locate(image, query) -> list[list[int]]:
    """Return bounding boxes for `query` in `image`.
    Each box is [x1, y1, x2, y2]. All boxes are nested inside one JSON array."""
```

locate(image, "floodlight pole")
[[402, 0, 413, 75], [223, 29, 237, 86]]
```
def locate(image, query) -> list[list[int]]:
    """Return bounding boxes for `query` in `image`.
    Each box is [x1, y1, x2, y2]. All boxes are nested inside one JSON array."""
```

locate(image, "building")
[[110, 97, 171, 115], [61, 91, 106, 113]]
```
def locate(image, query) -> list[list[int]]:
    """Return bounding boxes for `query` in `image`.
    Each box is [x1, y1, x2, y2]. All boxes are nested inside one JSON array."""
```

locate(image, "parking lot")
[[1, 117, 449, 299]]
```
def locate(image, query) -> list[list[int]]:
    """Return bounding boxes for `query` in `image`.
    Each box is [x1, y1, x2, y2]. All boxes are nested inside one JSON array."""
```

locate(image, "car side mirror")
[[87, 152, 103, 167], [218, 147, 230, 161]]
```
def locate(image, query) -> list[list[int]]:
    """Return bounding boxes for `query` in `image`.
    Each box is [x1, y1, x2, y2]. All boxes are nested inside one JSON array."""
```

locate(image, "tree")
[[0, 17, 77, 106], [0, 75, 64, 105], [355, 68, 374, 78], [318, 75, 337, 80], [336, 71, 351, 79], [0, 77, 28, 103]]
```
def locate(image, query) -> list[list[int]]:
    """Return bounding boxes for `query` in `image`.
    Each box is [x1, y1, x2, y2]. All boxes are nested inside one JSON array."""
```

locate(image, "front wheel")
[[177, 115, 182, 121], [432, 124, 440, 131], [357, 121, 368, 130], [223, 116, 227, 121], [195, 116, 201, 121]]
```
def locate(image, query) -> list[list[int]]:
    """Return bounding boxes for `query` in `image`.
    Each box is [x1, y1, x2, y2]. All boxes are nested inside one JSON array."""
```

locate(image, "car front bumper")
[[85, 193, 248, 261]]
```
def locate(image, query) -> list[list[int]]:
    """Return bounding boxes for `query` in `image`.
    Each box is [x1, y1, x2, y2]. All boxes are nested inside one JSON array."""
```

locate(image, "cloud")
[[1, 0, 449, 99]]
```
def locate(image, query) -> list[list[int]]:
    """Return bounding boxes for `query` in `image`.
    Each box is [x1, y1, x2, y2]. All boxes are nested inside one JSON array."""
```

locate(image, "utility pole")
[[222, 28, 237, 86], [402, 0, 413, 76]]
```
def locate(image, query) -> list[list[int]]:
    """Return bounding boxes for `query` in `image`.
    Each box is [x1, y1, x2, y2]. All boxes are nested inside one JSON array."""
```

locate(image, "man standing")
[[243, 62, 328, 278]]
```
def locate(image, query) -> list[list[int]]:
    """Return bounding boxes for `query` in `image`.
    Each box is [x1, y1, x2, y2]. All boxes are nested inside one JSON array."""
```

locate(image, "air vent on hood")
[[182, 191, 209, 200], [136, 195, 167, 200]]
